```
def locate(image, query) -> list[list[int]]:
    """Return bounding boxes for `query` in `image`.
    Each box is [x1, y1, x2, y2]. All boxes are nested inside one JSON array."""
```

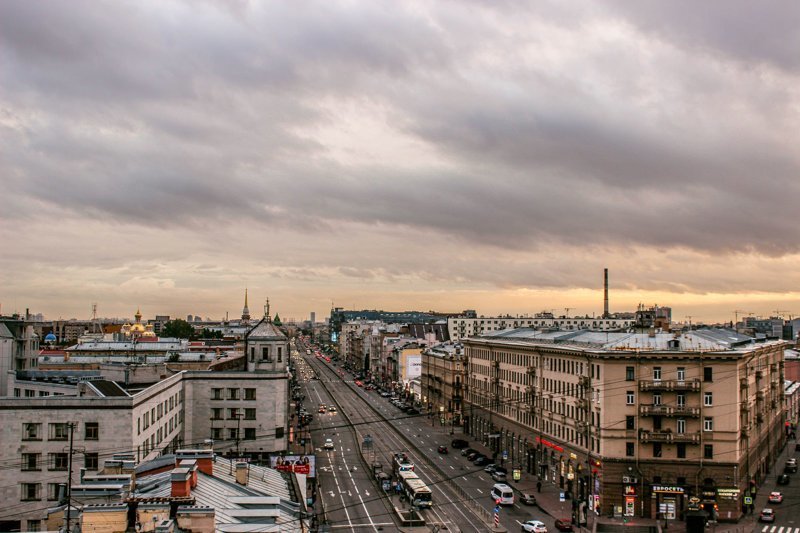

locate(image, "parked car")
[[467, 451, 482, 461], [474, 456, 491, 466], [406, 408, 420, 415], [759, 508, 775, 523], [521, 520, 548, 533], [491, 470, 508, 482], [519, 492, 537, 506], [554, 518, 573, 532], [437, 445, 448, 454], [777, 474, 791, 485], [451, 439, 469, 449], [785, 458, 798, 473], [461, 447, 476, 457], [768, 491, 783, 504], [484, 464, 498, 473]]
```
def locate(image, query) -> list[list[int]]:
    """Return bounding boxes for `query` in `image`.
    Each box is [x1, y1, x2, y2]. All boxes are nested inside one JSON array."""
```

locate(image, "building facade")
[[421, 343, 466, 430], [462, 328, 786, 524], [448, 315, 637, 341]]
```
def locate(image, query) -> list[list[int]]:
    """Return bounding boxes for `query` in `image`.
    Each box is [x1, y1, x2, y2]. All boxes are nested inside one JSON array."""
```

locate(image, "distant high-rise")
[[310, 311, 316, 325]]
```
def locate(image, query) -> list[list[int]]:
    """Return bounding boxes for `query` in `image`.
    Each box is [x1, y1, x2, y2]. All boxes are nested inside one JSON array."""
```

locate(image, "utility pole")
[[235, 412, 243, 456], [65, 423, 75, 533]]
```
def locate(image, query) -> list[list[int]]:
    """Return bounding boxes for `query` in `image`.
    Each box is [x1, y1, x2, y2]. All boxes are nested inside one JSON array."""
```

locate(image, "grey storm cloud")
[[2, 0, 799, 258]]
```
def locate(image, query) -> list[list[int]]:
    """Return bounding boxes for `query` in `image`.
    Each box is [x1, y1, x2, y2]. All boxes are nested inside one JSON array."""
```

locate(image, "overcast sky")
[[2, 1, 799, 323]]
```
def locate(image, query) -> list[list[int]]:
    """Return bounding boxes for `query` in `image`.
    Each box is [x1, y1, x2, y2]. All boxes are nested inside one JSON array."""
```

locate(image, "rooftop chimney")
[[176, 449, 213, 476], [603, 268, 609, 318], [235, 462, 249, 485], [170, 467, 192, 498]]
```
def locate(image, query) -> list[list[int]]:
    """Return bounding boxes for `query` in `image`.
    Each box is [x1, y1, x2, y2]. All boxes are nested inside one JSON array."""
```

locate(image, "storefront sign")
[[717, 488, 740, 499], [536, 436, 564, 452], [652, 485, 685, 494], [624, 485, 637, 496]]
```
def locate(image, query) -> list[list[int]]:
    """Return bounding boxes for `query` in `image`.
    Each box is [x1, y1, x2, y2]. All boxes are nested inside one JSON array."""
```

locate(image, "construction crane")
[[733, 310, 750, 324]]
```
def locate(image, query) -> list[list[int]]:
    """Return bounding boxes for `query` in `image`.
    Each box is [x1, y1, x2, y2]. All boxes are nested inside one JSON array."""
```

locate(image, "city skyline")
[[2, 2, 799, 324]]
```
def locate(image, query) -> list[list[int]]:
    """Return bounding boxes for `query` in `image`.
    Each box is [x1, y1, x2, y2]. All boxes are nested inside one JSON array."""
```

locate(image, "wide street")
[[293, 339, 563, 532]]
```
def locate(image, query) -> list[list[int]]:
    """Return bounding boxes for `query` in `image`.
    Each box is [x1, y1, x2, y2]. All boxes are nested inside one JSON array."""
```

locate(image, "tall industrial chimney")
[[603, 268, 609, 318]]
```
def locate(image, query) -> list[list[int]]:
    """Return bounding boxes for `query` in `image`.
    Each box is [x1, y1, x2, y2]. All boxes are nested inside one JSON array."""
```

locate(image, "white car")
[[522, 520, 548, 533], [769, 491, 783, 504], [323, 438, 335, 450]]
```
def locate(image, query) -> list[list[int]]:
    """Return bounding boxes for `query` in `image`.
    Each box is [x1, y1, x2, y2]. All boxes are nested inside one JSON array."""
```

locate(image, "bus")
[[392, 453, 414, 475], [399, 470, 432, 508]]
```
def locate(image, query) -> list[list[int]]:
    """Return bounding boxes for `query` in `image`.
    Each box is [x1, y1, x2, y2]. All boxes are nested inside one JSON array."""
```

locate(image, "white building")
[[447, 314, 636, 341]]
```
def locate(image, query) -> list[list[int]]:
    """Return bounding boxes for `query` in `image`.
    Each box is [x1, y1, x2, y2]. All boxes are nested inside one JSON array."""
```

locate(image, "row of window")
[[22, 422, 97, 441], [626, 391, 714, 406], [248, 345, 283, 362], [625, 442, 715, 459], [625, 415, 714, 432], [140, 390, 182, 432], [14, 388, 64, 397], [21, 482, 69, 502], [211, 388, 257, 400], [626, 365, 713, 382], [211, 407, 257, 420], [211, 426, 285, 441], [21, 452, 98, 472]]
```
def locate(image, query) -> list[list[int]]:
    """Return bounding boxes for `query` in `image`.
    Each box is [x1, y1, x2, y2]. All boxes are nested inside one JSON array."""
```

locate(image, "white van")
[[490, 483, 514, 506]]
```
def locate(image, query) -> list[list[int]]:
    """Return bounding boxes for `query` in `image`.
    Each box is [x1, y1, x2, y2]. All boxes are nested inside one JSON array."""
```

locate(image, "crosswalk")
[[762, 527, 800, 533]]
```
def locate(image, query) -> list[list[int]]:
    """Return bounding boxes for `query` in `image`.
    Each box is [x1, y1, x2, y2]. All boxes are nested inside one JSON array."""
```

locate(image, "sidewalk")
[[418, 413, 796, 533]]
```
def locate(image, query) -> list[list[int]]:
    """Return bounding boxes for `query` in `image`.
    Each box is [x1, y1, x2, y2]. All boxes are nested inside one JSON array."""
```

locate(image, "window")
[[625, 367, 634, 381], [21, 483, 40, 501], [211, 388, 223, 400], [677, 418, 686, 434], [653, 393, 662, 406], [677, 443, 686, 458], [704, 444, 713, 459], [212, 428, 222, 440], [228, 408, 239, 420], [704, 367, 713, 382], [677, 393, 686, 407], [626, 391, 635, 405], [653, 416, 662, 430], [244, 428, 256, 440], [211, 408, 223, 420], [277, 346, 283, 362], [228, 428, 238, 440], [22, 453, 40, 471], [250, 346, 255, 361], [245, 408, 256, 420], [677, 367, 685, 382], [244, 388, 256, 401], [84, 453, 99, 471], [227, 388, 239, 400], [25, 389, 35, 397], [84, 422, 99, 440], [704, 417, 713, 432], [626, 416, 635, 430], [275, 427, 285, 439], [653, 367, 661, 381], [49, 453, 68, 471], [262, 346, 271, 361], [23, 423, 41, 440], [626, 442, 635, 456], [49, 423, 69, 441], [653, 442, 662, 457], [47, 483, 61, 501], [704, 392, 713, 406]]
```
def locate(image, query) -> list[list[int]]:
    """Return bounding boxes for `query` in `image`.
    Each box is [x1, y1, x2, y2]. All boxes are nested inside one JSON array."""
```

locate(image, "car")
[[554, 518, 573, 532], [520, 492, 537, 506], [786, 458, 798, 473], [406, 408, 420, 415], [318, 406, 326, 413], [778, 474, 791, 485], [485, 464, 498, 473], [467, 451, 482, 461], [328, 406, 336, 412], [380, 391, 391, 397], [451, 439, 469, 449], [768, 491, 783, 504], [461, 447, 476, 457], [492, 471, 508, 482], [521, 520, 548, 533], [323, 438, 335, 450], [474, 456, 491, 466], [437, 445, 448, 454], [760, 508, 775, 522]]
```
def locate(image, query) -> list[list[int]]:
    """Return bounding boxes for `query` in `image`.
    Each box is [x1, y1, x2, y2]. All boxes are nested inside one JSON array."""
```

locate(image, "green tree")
[[162, 319, 195, 339], [273, 313, 282, 326]]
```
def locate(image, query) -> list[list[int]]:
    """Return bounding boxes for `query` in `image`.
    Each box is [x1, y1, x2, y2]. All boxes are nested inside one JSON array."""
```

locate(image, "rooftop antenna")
[[733, 310, 748, 324], [564, 308, 572, 318], [603, 268, 609, 318]]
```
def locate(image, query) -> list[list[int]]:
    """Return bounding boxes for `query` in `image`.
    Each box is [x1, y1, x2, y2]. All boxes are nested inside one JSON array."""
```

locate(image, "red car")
[[554, 518, 573, 532]]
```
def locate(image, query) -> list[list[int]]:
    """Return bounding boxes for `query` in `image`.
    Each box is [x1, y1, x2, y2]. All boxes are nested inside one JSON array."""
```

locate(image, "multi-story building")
[[0, 317, 40, 395], [462, 328, 787, 524], [421, 342, 466, 429], [448, 314, 636, 341], [0, 311, 289, 531]]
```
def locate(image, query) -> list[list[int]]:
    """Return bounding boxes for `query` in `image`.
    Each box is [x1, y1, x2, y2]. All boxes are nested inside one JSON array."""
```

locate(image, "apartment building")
[[0, 313, 290, 531], [421, 342, 466, 428], [448, 314, 636, 341], [462, 328, 787, 524]]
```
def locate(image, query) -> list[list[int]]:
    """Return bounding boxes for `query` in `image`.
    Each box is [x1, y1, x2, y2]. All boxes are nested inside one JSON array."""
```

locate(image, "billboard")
[[404, 354, 422, 380], [270, 455, 316, 478]]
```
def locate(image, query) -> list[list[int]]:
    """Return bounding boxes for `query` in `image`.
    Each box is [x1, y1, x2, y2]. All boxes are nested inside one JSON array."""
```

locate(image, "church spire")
[[264, 297, 271, 322]]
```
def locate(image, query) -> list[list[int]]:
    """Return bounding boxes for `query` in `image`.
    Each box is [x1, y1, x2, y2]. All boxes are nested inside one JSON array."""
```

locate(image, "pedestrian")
[[537, 481, 542, 493]]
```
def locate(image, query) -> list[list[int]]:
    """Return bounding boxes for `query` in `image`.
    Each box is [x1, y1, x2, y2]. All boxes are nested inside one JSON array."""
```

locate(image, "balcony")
[[639, 405, 700, 417], [578, 375, 589, 387], [577, 398, 588, 409], [640, 430, 701, 444], [639, 379, 700, 392], [672, 406, 701, 417], [740, 377, 748, 388]]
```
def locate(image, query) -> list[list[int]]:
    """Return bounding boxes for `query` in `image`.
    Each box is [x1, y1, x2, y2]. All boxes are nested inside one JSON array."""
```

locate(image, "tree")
[[273, 313, 282, 326], [162, 319, 195, 339]]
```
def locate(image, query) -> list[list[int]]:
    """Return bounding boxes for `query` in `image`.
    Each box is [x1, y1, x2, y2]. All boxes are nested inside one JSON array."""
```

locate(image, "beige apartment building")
[[462, 328, 786, 524], [421, 342, 466, 430]]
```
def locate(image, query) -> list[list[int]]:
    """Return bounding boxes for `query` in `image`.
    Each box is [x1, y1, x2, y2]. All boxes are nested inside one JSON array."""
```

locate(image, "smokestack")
[[603, 268, 609, 318]]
